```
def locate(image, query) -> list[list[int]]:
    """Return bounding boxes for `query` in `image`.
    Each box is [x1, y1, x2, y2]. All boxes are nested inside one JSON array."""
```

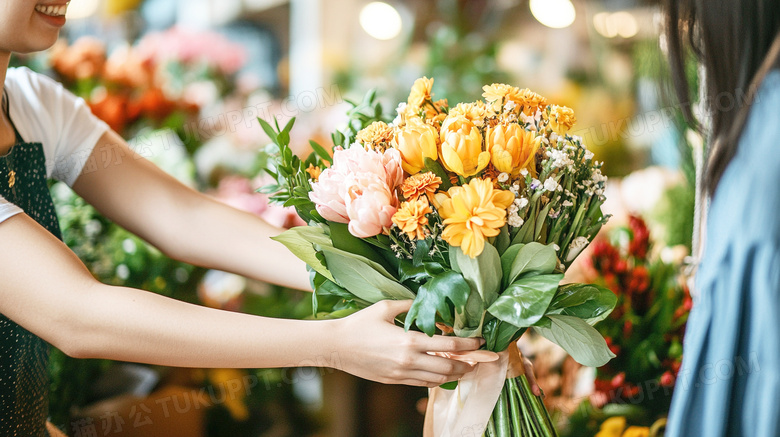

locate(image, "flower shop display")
[[259, 77, 616, 437], [562, 216, 691, 437]]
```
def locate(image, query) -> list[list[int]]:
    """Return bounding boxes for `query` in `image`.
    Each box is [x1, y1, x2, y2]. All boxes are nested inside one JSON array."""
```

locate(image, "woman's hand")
[[332, 300, 485, 387], [517, 347, 542, 397]]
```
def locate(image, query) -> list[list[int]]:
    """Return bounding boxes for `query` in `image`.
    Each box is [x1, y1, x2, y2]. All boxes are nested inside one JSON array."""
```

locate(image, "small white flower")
[[507, 204, 519, 214], [565, 236, 590, 263], [504, 101, 517, 111], [584, 150, 595, 160], [519, 169, 529, 177], [514, 197, 529, 208], [507, 214, 524, 227], [530, 178, 542, 190], [396, 102, 407, 115], [497, 172, 510, 183], [510, 186, 520, 195], [543, 177, 558, 192], [562, 200, 573, 207], [549, 132, 559, 143]]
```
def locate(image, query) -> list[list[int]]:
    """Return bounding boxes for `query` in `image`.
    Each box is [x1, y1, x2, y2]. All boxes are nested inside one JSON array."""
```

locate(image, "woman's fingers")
[[523, 356, 542, 397]]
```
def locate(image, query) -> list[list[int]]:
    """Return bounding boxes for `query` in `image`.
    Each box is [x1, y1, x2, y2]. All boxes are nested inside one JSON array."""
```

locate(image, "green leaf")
[[450, 244, 501, 306], [413, 239, 431, 267], [493, 226, 511, 255], [329, 222, 393, 273], [404, 271, 471, 336], [319, 246, 414, 302], [487, 274, 563, 328], [483, 318, 526, 352], [547, 283, 617, 325], [257, 117, 278, 143], [271, 227, 334, 282], [282, 117, 296, 135], [453, 292, 484, 338], [532, 315, 616, 367], [502, 242, 558, 287], [308, 140, 333, 164], [422, 158, 452, 190]]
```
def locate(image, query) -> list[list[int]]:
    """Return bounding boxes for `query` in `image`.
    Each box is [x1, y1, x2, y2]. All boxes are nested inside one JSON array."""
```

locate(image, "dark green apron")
[[0, 90, 62, 437]]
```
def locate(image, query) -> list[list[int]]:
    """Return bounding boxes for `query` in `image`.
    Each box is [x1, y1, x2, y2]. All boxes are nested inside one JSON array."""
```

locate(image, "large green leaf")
[[532, 315, 616, 367], [404, 271, 471, 336], [320, 247, 415, 303], [483, 318, 526, 353], [271, 226, 334, 282], [453, 292, 485, 338], [501, 242, 558, 288], [487, 273, 564, 328], [450, 244, 501, 306], [329, 222, 393, 273], [547, 283, 617, 325]]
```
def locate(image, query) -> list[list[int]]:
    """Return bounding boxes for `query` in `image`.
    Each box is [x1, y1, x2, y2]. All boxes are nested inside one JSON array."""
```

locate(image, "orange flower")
[[392, 197, 433, 240], [306, 164, 322, 181], [436, 178, 514, 258], [515, 88, 548, 114], [401, 172, 442, 201], [356, 121, 394, 150]]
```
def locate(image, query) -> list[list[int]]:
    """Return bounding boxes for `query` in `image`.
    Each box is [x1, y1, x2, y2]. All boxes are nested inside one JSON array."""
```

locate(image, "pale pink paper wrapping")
[[423, 346, 522, 437]]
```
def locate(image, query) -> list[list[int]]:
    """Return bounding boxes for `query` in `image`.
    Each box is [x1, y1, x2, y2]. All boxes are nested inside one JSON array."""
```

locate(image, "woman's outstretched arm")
[[72, 130, 312, 290], [0, 213, 483, 386]]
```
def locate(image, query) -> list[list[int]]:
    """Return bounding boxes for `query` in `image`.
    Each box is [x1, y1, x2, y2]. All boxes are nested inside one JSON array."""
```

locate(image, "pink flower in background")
[[135, 27, 247, 75], [212, 176, 304, 229], [309, 146, 403, 237]]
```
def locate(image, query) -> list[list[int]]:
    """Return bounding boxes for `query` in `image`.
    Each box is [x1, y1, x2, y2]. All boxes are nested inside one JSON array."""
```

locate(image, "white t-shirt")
[[0, 67, 109, 224]]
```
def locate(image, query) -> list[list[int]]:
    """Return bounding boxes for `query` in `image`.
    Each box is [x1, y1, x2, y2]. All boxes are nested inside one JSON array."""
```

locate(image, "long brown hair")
[[664, 0, 780, 194]]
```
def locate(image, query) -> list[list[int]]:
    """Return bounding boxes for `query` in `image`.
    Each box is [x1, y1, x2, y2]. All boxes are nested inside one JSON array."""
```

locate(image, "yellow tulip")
[[439, 115, 490, 177], [487, 123, 542, 176], [393, 118, 439, 174]]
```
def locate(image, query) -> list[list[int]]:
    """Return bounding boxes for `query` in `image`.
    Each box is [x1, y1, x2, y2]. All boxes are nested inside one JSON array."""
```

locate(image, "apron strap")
[[2, 89, 25, 144]]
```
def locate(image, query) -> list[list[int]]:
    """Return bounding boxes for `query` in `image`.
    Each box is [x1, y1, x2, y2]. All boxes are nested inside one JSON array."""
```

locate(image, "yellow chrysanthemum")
[[448, 102, 487, 127], [401, 172, 442, 201], [356, 121, 394, 150], [437, 178, 514, 258], [392, 197, 433, 240], [514, 88, 548, 114], [547, 105, 577, 134], [482, 83, 521, 103], [408, 76, 434, 107]]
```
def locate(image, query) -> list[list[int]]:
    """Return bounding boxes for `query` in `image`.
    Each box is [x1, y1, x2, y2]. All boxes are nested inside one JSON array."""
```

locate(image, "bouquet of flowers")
[[259, 78, 616, 437]]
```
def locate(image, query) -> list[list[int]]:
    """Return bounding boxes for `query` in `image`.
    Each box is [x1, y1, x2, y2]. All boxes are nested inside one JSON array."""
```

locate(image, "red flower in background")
[[628, 215, 650, 259]]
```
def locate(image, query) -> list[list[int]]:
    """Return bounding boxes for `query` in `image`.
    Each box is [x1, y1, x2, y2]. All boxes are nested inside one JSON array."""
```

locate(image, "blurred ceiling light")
[[66, 0, 100, 19], [613, 11, 638, 38], [360, 2, 403, 40], [593, 10, 639, 39], [530, 0, 576, 29]]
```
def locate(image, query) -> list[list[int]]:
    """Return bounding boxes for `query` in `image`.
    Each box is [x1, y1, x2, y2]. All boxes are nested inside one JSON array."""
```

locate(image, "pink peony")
[[309, 146, 403, 237]]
